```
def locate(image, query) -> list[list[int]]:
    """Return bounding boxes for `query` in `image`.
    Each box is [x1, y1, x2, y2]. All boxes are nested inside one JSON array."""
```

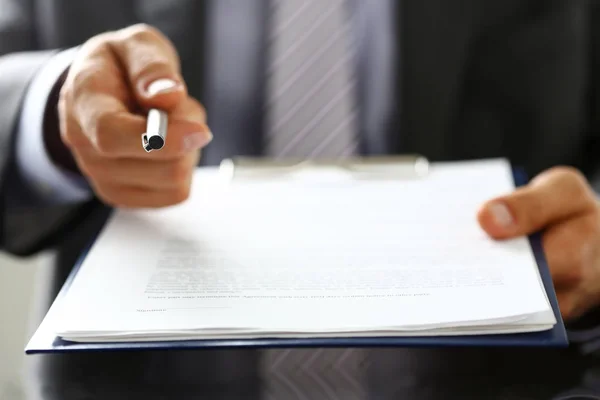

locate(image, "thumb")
[[477, 167, 596, 239], [109, 24, 187, 111]]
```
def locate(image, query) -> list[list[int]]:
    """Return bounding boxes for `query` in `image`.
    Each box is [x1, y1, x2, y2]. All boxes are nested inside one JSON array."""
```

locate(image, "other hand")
[[477, 167, 600, 322], [58, 24, 212, 208]]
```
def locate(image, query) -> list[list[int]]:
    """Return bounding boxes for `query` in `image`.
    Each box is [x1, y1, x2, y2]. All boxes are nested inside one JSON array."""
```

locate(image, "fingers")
[[82, 151, 201, 190], [556, 291, 579, 322], [542, 213, 599, 290], [63, 23, 209, 158], [66, 96, 211, 160], [477, 166, 597, 239], [95, 180, 194, 209], [57, 23, 210, 209], [518, 204, 600, 322], [170, 96, 207, 126], [556, 287, 593, 322], [107, 24, 187, 111]]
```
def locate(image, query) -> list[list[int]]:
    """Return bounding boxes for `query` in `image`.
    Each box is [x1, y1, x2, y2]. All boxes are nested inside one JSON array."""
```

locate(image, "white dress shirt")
[[16, 46, 92, 204]]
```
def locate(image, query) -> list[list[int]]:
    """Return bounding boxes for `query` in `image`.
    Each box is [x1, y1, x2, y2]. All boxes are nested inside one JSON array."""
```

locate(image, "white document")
[[46, 158, 555, 342]]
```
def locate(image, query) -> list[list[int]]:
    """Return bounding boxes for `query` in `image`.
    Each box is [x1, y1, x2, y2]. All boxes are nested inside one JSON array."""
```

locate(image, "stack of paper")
[[42, 159, 556, 343]]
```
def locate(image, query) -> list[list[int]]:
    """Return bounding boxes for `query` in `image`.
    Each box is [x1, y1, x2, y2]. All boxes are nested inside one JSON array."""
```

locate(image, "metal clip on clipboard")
[[218, 155, 430, 181]]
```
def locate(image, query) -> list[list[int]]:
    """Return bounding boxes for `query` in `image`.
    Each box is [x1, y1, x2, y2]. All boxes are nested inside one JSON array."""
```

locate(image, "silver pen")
[[141, 108, 168, 153]]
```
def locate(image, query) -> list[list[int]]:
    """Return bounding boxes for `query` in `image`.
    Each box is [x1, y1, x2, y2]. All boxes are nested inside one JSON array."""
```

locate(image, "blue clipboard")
[[25, 167, 568, 354]]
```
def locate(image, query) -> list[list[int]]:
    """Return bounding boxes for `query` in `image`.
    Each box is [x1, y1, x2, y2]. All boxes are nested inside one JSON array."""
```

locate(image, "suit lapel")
[[397, 0, 475, 159]]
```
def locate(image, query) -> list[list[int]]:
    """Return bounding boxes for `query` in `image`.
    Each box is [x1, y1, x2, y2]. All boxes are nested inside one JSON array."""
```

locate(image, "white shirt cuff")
[[16, 47, 93, 204]]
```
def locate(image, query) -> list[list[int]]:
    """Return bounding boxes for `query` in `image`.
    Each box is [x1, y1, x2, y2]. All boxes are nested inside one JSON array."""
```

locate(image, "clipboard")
[[218, 155, 431, 181], [25, 157, 568, 354]]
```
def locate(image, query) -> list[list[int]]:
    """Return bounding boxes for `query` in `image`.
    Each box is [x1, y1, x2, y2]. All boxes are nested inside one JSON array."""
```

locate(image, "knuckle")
[[122, 23, 164, 43], [114, 24, 180, 82], [549, 165, 585, 181], [550, 165, 592, 196], [92, 113, 117, 154], [68, 62, 106, 100], [69, 39, 115, 89], [82, 32, 113, 53], [538, 165, 596, 211]]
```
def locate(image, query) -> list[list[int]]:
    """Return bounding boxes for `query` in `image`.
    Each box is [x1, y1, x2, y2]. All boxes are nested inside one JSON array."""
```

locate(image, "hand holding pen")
[[56, 24, 212, 208]]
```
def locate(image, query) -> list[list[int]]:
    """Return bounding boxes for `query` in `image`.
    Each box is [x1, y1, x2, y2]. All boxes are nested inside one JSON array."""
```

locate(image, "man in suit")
[[2, 0, 600, 398]]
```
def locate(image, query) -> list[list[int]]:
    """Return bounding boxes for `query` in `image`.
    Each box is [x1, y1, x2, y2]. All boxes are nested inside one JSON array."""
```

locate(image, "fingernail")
[[146, 78, 180, 96], [489, 202, 515, 229], [183, 131, 212, 150]]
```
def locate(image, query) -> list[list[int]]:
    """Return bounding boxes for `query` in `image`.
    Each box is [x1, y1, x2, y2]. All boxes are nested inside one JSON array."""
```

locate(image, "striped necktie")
[[264, 0, 359, 159], [261, 1, 367, 398]]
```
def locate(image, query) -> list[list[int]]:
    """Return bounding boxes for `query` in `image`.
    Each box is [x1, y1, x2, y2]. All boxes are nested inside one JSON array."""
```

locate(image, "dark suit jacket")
[[4, 2, 600, 398], [0, 0, 597, 279]]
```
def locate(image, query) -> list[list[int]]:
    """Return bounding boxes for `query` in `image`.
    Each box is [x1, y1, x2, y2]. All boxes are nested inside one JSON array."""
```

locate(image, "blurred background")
[[0, 254, 40, 400]]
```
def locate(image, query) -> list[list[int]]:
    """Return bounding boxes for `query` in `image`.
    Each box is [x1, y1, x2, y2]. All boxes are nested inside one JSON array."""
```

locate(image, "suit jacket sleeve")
[[0, 0, 99, 257], [587, 1, 600, 194]]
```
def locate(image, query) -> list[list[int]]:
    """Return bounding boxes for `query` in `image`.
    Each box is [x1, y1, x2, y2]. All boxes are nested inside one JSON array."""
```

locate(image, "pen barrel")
[[148, 109, 168, 139]]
